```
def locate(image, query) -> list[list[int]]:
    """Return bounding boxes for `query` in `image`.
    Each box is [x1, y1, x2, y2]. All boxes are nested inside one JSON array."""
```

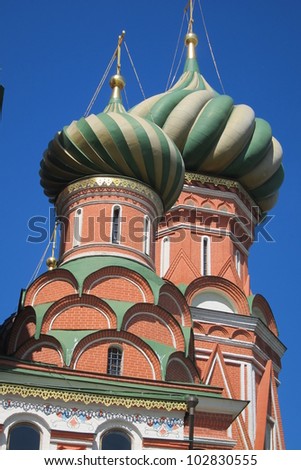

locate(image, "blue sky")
[[0, 0, 300, 449]]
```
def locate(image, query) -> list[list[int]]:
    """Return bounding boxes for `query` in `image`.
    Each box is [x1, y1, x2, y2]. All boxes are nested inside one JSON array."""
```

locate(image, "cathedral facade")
[[0, 14, 285, 451]]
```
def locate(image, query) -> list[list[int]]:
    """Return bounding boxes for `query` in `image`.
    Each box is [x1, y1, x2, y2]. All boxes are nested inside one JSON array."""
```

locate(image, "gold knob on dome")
[[46, 256, 57, 270], [185, 32, 198, 47], [109, 74, 125, 90]]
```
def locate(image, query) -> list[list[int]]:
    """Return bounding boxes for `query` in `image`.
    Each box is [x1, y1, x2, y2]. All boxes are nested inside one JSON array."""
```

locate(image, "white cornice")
[[182, 183, 259, 225], [191, 307, 286, 359]]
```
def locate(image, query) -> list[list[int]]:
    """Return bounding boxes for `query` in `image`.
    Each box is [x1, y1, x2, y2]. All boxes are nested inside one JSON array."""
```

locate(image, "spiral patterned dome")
[[130, 33, 284, 212], [40, 76, 184, 211]]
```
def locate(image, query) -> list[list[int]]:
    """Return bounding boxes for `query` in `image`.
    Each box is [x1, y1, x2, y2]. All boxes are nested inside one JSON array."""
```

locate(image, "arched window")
[[73, 208, 83, 247], [111, 206, 121, 244], [144, 216, 151, 256], [107, 346, 122, 376], [235, 250, 241, 277], [201, 236, 211, 275], [7, 423, 40, 450], [101, 430, 131, 450], [160, 236, 170, 277]]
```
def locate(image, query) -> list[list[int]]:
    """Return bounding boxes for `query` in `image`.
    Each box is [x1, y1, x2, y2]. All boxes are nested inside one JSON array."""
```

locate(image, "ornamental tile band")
[[0, 383, 187, 412]]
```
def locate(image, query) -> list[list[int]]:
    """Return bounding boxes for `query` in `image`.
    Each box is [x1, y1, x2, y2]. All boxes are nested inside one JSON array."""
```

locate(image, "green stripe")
[[77, 118, 121, 173], [223, 118, 272, 177], [183, 58, 200, 74], [250, 164, 284, 199], [183, 95, 234, 170], [99, 113, 147, 182], [46, 145, 83, 176], [145, 89, 194, 127], [60, 127, 101, 172]]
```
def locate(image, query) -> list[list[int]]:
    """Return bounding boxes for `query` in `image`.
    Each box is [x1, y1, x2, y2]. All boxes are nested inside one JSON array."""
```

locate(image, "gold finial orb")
[[109, 74, 126, 90], [185, 32, 198, 47], [46, 256, 57, 270]]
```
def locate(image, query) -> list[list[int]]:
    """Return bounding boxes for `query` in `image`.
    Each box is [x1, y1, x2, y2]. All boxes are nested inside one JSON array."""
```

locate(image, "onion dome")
[[40, 73, 184, 211], [130, 32, 284, 212]]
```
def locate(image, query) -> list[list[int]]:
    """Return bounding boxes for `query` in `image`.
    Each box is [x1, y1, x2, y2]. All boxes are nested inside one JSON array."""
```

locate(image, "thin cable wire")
[[26, 223, 58, 287], [124, 40, 147, 102], [123, 86, 129, 110], [169, 43, 186, 89], [197, 0, 226, 94], [84, 51, 117, 117], [26, 238, 52, 287], [165, 10, 186, 91]]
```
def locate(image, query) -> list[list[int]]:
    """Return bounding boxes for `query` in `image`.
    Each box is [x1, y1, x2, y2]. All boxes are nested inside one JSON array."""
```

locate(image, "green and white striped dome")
[[130, 33, 284, 212], [40, 77, 184, 211]]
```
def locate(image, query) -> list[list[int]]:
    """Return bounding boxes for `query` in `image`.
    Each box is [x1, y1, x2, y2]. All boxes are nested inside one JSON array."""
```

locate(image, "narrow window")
[[201, 236, 211, 275], [264, 418, 275, 449], [144, 216, 150, 256], [235, 250, 241, 278], [101, 430, 131, 450], [107, 346, 122, 376], [73, 208, 83, 247], [8, 424, 40, 450], [160, 236, 170, 277], [111, 206, 121, 244]]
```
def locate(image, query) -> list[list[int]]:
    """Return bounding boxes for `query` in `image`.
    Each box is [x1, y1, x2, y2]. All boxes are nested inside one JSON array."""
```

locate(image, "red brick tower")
[[131, 23, 285, 450]]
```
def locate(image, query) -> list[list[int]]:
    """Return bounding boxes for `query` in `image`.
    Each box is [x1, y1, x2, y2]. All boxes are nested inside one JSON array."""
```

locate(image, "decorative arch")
[[186, 276, 250, 315], [165, 352, 200, 383], [25, 269, 78, 306], [70, 330, 162, 380], [250, 294, 278, 336], [231, 329, 252, 341], [83, 266, 154, 303], [122, 303, 185, 351], [193, 322, 206, 335], [207, 325, 230, 338], [15, 335, 64, 367], [41, 294, 117, 334], [183, 194, 197, 206], [158, 283, 192, 327], [7, 306, 36, 354], [217, 201, 231, 212]]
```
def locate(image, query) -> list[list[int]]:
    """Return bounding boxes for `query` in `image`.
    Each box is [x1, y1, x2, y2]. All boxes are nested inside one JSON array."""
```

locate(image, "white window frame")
[[111, 205, 121, 244], [201, 236, 211, 276], [73, 207, 83, 247], [160, 236, 170, 277]]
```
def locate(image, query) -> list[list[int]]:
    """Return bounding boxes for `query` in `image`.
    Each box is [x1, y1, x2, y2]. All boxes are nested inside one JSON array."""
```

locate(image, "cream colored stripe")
[[67, 119, 116, 173], [169, 72, 190, 90], [52, 136, 95, 174], [239, 137, 283, 189], [131, 114, 166, 190], [163, 90, 214, 151], [87, 114, 135, 176], [130, 93, 166, 117], [202, 105, 255, 173], [110, 113, 149, 181], [184, 72, 202, 90], [202, 76, 217, 93]]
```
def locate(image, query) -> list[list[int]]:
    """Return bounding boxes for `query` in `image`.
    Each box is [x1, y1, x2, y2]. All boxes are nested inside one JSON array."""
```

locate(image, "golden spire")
[[109, 30, 126, 98], [184, 0, 198, 59]]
